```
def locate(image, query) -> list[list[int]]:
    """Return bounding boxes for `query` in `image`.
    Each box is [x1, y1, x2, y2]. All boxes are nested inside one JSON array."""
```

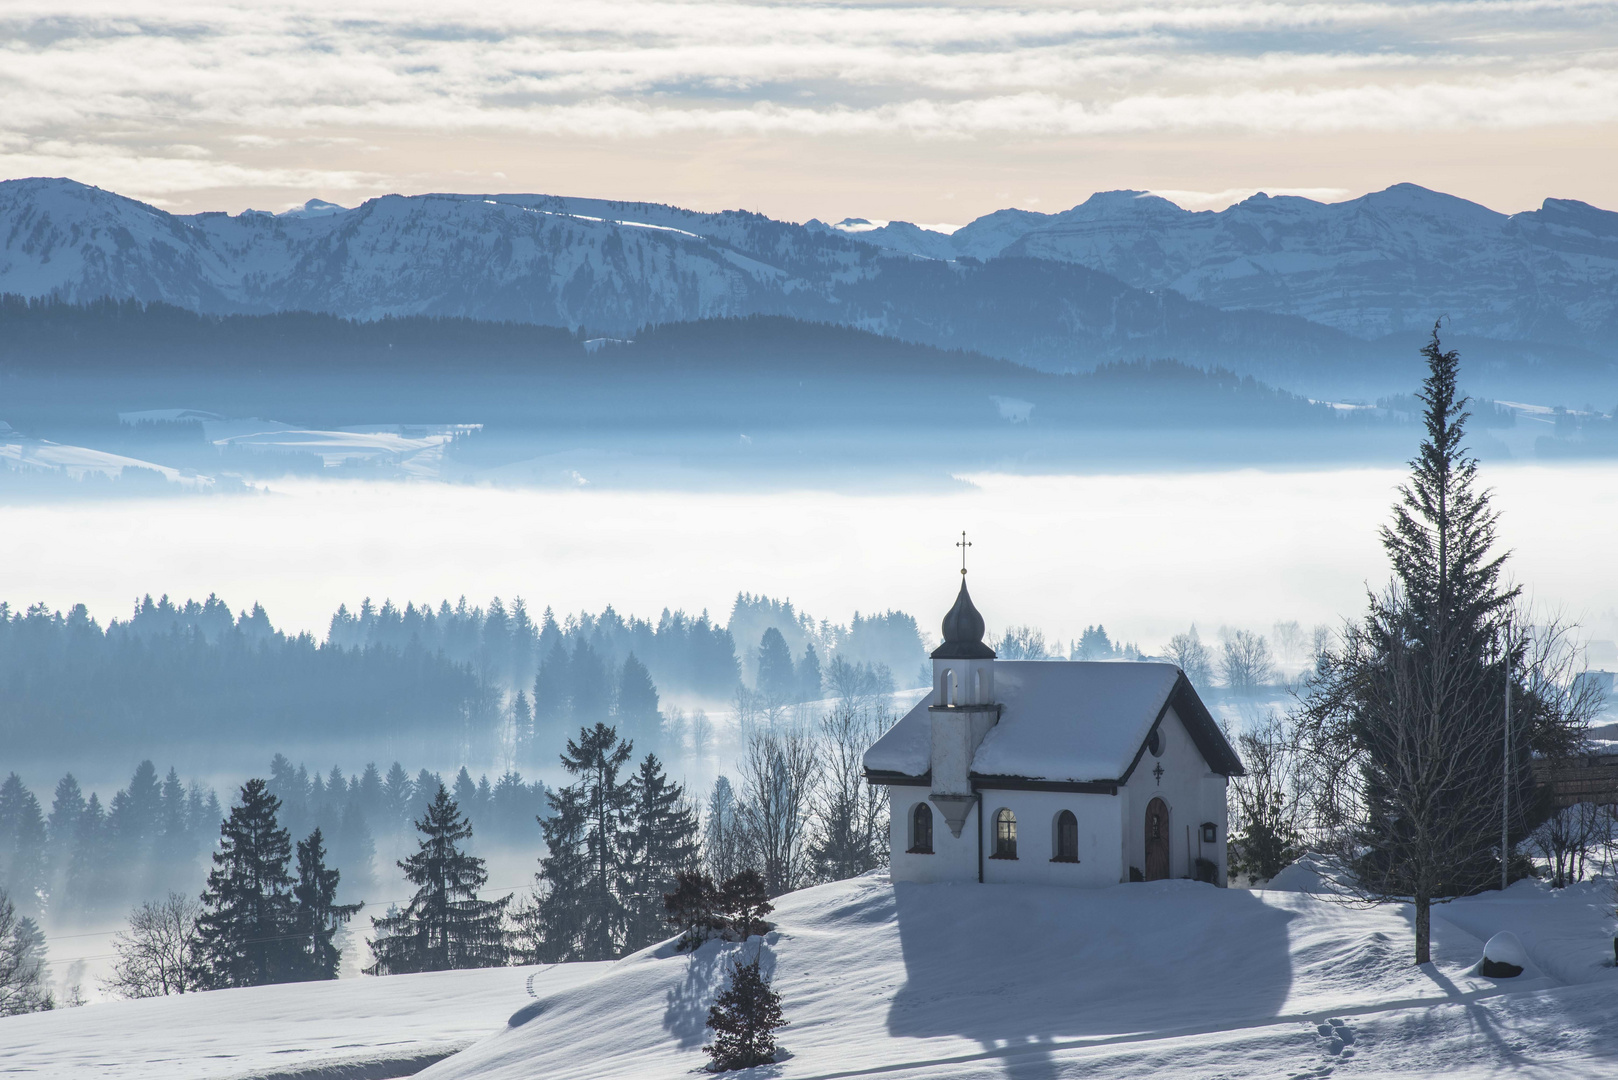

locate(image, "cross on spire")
[[956, 531, 972, 576]]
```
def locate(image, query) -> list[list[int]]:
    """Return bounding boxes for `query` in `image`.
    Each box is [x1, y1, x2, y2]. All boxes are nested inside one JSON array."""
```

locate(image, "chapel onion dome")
[[931, 579, 996, 660]]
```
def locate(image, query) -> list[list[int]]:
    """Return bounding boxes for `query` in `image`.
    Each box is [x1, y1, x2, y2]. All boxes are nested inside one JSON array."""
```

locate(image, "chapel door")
[[1144, 797, 1170, 881]]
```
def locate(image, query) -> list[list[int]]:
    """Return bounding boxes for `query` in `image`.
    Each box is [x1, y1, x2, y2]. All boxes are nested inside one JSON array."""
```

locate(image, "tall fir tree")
[[366, 786, 508, 974], [45, 774, 86, 905], [570, 639, 611, 721], [381, 763, 412, 830], [522, 782, 590, 963], [756, 629, 796, 705], [289, 828, 361, 980], [0, 775, 48, 917], [65, 793, 109, 921], [622, 754, 698, 951], [1297, 324, 1582, 964], [198, 779, 297, 987], [560, 723, 634, 960], [615, 654, 662, 749], [533, 639, 572, 726]]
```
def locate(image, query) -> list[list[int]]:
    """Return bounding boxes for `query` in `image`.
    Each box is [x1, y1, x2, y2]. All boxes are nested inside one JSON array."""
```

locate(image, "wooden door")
[[1144, 797, 1170, 881]]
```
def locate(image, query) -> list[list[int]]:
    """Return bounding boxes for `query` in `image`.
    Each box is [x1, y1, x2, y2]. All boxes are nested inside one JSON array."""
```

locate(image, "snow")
[[1483, 930, 1530, 970], [419, 874, 1618, 1080], [0, 963, 609, 1079], [6, 876, 1618, 1078], [0, 435, 212, 489], [864, 661, 1184, 783]]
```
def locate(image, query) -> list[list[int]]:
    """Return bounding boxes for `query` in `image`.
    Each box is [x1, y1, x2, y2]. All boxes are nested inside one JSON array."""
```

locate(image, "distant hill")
[[0, 299, 1404, 477]]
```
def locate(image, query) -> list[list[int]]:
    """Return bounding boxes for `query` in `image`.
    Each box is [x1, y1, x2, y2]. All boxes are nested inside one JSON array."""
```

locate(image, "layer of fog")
[[7, 464, 1617, 651]]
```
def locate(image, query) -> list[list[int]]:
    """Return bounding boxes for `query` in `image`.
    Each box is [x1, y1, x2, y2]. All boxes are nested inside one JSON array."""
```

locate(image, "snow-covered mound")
[[426, 874, 1618, 1079]]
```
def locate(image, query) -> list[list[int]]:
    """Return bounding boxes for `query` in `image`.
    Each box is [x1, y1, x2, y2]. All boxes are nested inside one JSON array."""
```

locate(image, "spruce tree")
[[290, 828, 361, 980], [381, 763, 412, 829], [622, 754, 698, 950], [615, 654, 662, 748], [65, 794, 109, 921], [570, 639, 611, 721], [366, 786, 508, 974], [523, 783, 590, 962], [569, 723, 635, 959], [197, 779, 297, 987], [533, 639, 572, 726], [798, 643, 823, 702], [756, 629, 796, 705], [0, 775, 47, 916], [704, 953, 786, 1071]]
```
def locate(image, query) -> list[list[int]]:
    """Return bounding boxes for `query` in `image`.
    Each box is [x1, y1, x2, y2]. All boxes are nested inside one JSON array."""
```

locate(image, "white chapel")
[[863, 574, 1245, 887]]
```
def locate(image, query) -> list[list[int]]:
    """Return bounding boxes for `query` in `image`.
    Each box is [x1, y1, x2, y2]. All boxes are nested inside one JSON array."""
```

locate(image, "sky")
[[3, 1, 1617, 223]]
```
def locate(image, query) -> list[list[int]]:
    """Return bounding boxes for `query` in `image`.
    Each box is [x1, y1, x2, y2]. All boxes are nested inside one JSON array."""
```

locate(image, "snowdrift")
[[427, 874, 1618, 1080]]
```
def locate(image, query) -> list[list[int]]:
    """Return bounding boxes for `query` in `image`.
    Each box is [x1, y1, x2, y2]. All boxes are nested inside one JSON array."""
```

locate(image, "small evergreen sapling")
[[704, 954, 786, 1072]]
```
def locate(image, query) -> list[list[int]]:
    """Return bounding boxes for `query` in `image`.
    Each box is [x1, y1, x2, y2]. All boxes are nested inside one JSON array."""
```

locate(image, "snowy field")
[[7, 871, 1617, 1079]]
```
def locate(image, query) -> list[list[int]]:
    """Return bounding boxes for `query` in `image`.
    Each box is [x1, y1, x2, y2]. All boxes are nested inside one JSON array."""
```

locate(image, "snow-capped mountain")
[[0, 177, 1370, 383], [2, 177, 1614, 393], [844, 184, 1618, 351]]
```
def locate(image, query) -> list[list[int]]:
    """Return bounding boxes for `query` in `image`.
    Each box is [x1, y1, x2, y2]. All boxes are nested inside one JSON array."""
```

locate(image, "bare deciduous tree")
[[811, 703, 890, 882], [1221, 630, 1275, 694], [690, 709, 714, 763], [995, 626, 1047, 660], [104, 892, 205, 998], [738, 726, 820, 896], [1163, 626, 1213, 689], [1226, 713, 1304, 885]]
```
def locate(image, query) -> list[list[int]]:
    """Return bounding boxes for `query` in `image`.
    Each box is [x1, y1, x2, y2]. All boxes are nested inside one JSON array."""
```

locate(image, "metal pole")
[[1502, 627, 1511, 893]]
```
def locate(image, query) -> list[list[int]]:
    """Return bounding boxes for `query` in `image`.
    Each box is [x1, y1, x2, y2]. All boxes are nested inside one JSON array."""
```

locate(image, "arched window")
[[940, 668, 956, 706], [1052, 810, 1079, 863], [909, 803, 934, 854], [992, 808, 1017, 859]]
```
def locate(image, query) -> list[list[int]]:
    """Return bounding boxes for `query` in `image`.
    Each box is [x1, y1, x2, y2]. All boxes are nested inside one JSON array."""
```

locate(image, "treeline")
[[0, 599, 492, 756], [0, 753, 551, 927], [0, 763, 222, 923], [0, 590, 927, 758]]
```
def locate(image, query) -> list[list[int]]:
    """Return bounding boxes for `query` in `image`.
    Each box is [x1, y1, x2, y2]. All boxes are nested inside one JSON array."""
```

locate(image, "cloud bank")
[[2, 0, 1615, 209]]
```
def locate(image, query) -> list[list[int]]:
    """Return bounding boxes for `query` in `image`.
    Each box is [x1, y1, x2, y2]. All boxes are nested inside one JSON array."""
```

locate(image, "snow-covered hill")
[[850, 184, 1618, 352], [5, 872, 1617, 1078]]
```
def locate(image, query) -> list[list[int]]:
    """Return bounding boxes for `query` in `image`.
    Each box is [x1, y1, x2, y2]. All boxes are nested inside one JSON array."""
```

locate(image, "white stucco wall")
[[1121, 705, 1229, 885], [978, 789, 1123, 887], [889, 790, 979, 884]]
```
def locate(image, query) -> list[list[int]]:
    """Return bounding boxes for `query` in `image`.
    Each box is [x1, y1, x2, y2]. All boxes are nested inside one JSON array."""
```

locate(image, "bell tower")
[[927, 536, 999, 837]]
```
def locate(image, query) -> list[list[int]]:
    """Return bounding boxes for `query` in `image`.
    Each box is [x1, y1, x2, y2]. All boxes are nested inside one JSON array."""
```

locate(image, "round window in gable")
[[1146, 728, 1163, 757]]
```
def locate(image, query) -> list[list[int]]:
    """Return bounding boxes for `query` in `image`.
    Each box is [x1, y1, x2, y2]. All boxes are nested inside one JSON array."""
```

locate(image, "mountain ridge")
[[3, 177, 1614, 398]]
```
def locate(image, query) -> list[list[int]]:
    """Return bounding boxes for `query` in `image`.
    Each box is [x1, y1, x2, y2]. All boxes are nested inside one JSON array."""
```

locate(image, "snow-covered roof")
[[863, 660, 1241, 784]]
